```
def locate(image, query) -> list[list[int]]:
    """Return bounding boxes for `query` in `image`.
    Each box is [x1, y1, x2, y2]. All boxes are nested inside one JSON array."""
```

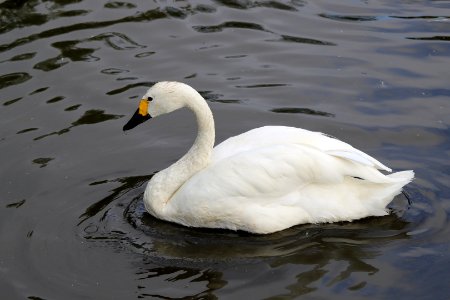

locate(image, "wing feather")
[[175, 143, 392, 206], [212, 126, 391, 172]]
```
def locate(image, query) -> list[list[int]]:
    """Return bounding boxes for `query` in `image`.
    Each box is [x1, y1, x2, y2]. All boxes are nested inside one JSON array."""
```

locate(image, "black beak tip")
[[123, 109, 151, 131], [122, 123, 134, 131]]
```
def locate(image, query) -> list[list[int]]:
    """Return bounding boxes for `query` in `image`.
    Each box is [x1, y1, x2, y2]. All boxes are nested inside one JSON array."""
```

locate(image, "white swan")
[[123, 81, 414, 234]]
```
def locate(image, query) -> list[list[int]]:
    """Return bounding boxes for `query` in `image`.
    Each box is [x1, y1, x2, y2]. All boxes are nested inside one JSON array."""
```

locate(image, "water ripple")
[[0, 9, 166, 53], [276, 34, 335, 46], [32, 157, 54, 168], [106, 82, 154, 96], [0, 72, 31, 89], [34, 109, 123, 141], [16, 128, 38, 134], [104, 1, 137, 9], [1, 52, 36, 63], [319, 14, 379, 22], [214, 0, 302, 11], [2, 97, 22, 106], [193, 21, 266, 33], [407, 36, 450, 41], [89, 32, 146, 50], [236, 83, 289, 88], [271, 107, 335, 117], [0, 3, 90, 35], [194, 22, 335, 46]]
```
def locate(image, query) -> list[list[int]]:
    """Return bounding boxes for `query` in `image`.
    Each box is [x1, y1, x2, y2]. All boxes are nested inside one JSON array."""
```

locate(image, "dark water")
[[1, 0, 449, 299]]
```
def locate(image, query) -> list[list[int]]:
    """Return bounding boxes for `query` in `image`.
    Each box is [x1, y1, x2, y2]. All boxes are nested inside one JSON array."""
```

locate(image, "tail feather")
[[377, 170, 414, 208], [387, 170, 415, 182]]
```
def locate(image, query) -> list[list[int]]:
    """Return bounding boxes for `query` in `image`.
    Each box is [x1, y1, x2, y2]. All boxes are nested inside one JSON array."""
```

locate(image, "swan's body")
[[124, 81, 414, 234]]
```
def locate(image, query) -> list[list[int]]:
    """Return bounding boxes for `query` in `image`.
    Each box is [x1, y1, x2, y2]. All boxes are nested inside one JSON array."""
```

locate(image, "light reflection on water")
[[0, 0, 449, 299]]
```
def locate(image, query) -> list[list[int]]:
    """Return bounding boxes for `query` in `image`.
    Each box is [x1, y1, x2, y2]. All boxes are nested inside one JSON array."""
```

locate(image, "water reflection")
[[33, 32, 146, 71], [5, 199, 26, 208], [107, 82, 153, 96], [79, 174, 153, 224], [0, 8, 166, 53], [199, 91, 241, 104], [34, 109, 123, 140], [377, 43, 450, 58], [236, 83, 289, 88], [135, 265, 227, 299], [407, 36, 450, 41], [0, 72, 31, 89], [276, 34, 335, 45], [29, 86, 49, 95], [193, 21, 335, 46], [64, 104, 81, 111], [2, 97, 22, 106], [16, 127, 38, 134], [271, 107, 335, 117], [193, 21, 266, 33], [214, 0, 302, 10], [104, 1, 137, 10], [32, 157, 54, 168], [0, 0, 90, 37]]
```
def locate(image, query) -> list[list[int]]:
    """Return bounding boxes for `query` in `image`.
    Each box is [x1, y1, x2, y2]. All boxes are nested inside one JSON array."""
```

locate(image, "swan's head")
[[123, 81, 197, 131]]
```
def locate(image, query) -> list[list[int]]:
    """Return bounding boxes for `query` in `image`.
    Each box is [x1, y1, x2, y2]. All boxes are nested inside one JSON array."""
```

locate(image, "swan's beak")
[[123, 100, 152, 131]]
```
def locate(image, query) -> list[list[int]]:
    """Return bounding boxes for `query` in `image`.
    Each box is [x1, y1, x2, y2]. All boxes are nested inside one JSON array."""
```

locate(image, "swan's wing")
[[178, 143, 393, 203], [212, 126, 391, 172], [325, 149, 391, 172]]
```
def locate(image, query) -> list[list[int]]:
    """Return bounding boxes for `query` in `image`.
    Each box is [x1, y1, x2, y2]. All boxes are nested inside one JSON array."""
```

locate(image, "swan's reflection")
[[129, 209, 409, 298], [134, 265, 227, 299]]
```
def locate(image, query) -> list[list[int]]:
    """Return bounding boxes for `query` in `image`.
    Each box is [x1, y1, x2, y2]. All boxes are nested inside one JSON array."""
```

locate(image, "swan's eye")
[[147, 96, 153, 102]]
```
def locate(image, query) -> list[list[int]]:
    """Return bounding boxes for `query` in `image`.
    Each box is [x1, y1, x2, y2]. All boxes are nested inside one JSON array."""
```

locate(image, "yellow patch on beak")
[[138, 99, 149, 116]]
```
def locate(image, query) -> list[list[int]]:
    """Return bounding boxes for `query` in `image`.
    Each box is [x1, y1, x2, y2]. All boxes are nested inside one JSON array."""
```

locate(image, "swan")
[[123, 81, 414, 234]]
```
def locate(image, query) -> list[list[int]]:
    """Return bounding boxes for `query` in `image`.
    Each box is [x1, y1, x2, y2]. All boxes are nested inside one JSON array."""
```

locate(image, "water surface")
[[1, 0, 449, 299]]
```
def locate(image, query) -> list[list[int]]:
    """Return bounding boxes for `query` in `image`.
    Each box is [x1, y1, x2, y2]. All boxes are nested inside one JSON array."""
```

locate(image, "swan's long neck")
[[144, 92, 215, 216]]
